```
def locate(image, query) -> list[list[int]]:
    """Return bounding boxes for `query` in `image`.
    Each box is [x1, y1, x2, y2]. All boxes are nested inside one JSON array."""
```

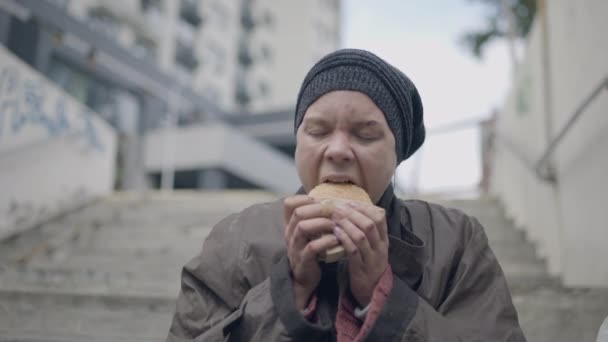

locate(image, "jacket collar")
[[379, 185, 425, 290]]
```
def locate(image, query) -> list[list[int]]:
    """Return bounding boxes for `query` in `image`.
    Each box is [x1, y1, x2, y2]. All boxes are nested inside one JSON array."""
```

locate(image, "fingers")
[[301, 234, 339, 262], [291, 202, 334, 223], [333, 225, 359, 257], [348, 202, 388, 243], [334, 204, 382, 250], [283, 196, 389, 270], [283, 196, 316, 240], [285, 202, 333, 240], [290, 217, 336, 251], [334, 218, 370, 263], [283, 195, 315, 224]]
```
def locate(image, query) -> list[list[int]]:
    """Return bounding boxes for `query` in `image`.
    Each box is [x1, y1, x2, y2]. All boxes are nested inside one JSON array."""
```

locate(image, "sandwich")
[[308, 183, 372, 263]]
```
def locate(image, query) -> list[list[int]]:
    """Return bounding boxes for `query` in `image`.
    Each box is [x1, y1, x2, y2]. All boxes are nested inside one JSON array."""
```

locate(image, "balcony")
[[174, 40, 199, 71], [180, 0, 203, 28]]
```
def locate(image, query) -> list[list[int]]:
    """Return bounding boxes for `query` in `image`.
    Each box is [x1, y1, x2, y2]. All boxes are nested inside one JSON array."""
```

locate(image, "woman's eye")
[[307, 128, 328, 137], [356, 131, 379, 141]]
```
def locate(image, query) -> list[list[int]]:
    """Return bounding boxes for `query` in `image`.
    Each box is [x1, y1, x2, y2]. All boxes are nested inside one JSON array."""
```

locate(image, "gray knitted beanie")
[[294, 49, 425, 162]]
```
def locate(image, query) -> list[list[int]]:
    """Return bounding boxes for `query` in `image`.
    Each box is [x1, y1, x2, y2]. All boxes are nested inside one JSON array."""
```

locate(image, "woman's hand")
[[283, 195, 340, 309], [332, 202, 389, 307]]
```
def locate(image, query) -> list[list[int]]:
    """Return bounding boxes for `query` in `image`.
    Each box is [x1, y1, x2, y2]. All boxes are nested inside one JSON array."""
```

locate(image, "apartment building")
[[54, 0, 341, 113], [0, 0, 340, 192]]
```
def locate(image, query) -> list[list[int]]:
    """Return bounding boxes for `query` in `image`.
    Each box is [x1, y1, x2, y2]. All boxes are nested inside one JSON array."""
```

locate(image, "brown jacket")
[[167, 189, 527, 341]]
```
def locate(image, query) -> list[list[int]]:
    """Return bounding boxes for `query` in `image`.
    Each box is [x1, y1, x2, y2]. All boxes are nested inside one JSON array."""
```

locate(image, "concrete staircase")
[[0, 193, 606, 341], [437, 198, 608, 342], [0, 191, 277, 342]]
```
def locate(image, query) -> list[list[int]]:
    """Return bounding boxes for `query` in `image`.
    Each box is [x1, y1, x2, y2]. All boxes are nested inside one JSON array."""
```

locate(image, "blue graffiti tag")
[[0, 100, 19, 139], [0, 65, 104, 152], [0, 66, 19, 138], [20, 81, 70, 137], [79, 109, 104, 152], [54, 97, 70, 133], [0, 66, 18, 95]]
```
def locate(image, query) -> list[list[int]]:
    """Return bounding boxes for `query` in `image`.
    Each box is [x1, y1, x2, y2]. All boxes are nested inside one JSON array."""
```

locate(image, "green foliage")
[[461, 0, 536, 58]]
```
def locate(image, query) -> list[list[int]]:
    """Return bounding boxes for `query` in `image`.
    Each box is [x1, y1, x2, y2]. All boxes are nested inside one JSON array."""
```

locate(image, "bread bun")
[[309, 183, 371, 204], [308, 183, 372, 263]]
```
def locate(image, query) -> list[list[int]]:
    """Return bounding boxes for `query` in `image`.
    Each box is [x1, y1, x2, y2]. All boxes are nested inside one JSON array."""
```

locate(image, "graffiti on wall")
[[0, 64, 105, 153]]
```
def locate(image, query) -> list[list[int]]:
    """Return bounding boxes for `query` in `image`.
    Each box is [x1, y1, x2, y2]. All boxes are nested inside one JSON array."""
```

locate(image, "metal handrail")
[[534, 77, 608, 180], [497, 76, 608, 183], [427, 116, 487, 135]]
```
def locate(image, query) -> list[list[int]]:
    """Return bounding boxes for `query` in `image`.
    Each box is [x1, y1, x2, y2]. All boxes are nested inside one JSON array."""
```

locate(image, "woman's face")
[[295, 90, 397, 203]]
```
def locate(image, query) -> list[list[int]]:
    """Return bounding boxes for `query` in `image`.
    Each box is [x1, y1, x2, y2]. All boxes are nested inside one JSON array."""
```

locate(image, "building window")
[[260, 44, 273, 63], [235, 81, 251, 109], [87, 6, 120, 38], [262, 10, 274, 29], [174, 39, 199, 71], [240, 1, 255, 33], [46, 0, 70, 10], [46, 57, 142, 134], [141, 0, 162, 12], [237, 40, 253, 69], [180, 0, 203, 27], [258, 81, 269, 97], [133, 35, 157, 61]]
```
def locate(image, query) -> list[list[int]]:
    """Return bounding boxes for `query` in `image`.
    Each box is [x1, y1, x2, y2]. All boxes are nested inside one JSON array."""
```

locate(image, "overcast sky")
[[341, 0, 513, 194]]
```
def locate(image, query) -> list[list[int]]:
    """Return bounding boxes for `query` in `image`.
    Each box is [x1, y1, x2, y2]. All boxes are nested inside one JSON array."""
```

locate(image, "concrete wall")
[[144, 123, 299, 195], [491, 0, 608, 287], [0, 46, 117, 239]]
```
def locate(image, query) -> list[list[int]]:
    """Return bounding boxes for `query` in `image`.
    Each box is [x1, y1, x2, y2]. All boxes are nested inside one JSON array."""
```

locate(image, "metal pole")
[[160, 87, 179, 191], [535, 77, 608, 175], [499, 0, 520, 72], [537, 0, 556, 181]]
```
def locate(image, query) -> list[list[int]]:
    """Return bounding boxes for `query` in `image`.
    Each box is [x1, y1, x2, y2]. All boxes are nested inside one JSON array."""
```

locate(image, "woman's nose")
[[324, 133, 353, 162]]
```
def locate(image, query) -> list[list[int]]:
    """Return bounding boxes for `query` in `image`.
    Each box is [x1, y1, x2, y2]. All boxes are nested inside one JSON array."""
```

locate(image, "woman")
[[167, 49, 527, 342]]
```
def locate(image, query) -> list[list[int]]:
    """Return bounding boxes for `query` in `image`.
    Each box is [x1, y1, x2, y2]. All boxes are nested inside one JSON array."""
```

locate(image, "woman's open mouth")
[[321, 175, 357, 186]]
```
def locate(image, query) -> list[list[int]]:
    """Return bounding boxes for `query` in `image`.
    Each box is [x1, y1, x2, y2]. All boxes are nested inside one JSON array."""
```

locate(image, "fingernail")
[[334, 226, 341, 235]]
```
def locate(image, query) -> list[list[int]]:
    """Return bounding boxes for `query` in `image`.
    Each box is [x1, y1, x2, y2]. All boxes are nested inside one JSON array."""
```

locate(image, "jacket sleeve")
[[167, 211, 333, 342], [366, 215, 527, 342]]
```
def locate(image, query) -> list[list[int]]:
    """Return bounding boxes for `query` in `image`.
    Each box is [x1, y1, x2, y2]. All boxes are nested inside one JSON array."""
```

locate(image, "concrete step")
[[22, 256, 188, 278], [3, 192, 603, 342], [0, 291, 173, 341], [490, 240, 539, 264], [501, 263, 558, 294], [0, 191, 277, 341], [514, 287, 608, 342], [432, 199, 531, 244], [53, 191, 276, 229], [0, 266, 180, 298], [484, 225, 528, 244]]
